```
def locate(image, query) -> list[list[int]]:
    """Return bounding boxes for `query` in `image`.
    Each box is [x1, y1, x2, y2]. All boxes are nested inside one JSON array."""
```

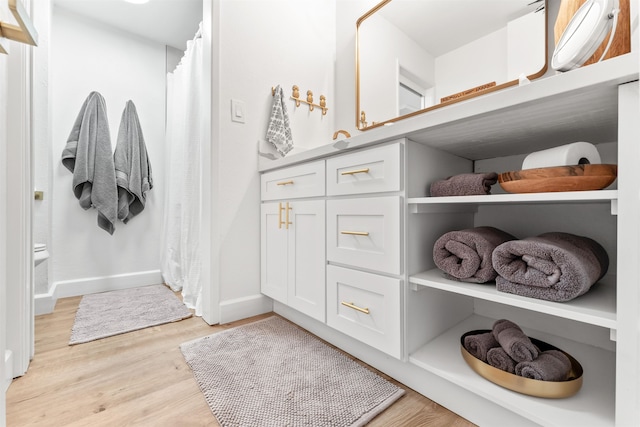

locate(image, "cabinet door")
[[287, 200, 326, 322], [261, 202, 288, 303]]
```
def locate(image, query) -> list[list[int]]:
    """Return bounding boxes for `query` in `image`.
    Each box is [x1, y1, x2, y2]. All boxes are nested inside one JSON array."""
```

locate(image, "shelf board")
[[410, 269, 616, 329], [409, 315, 615, 427], [409, 190, 618, 213]]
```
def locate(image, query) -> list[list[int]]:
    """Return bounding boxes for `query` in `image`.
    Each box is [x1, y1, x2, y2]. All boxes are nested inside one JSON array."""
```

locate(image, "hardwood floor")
[[7, 294, 476, 426]]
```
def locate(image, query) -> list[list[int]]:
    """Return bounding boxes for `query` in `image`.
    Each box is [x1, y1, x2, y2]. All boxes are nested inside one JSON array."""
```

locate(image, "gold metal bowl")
[[460, 330, 583, 398]]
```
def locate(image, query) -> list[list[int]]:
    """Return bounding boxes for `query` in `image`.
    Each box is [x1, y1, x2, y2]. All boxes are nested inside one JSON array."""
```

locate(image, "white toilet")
[[34, 243, 50, 267]]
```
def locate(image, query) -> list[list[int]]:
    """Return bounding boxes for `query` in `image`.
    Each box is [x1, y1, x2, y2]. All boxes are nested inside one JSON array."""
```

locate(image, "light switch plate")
[[231, 99, 246, 123]]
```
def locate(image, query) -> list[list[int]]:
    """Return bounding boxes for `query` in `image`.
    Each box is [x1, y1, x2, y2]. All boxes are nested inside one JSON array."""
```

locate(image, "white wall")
[[435, 28, 507, 102], [0, 26, 7, 422], [48, 7, 166, 297], [212, 0, 335, 321], [334, 0, 379, 135], [358, 13, 434, 126]]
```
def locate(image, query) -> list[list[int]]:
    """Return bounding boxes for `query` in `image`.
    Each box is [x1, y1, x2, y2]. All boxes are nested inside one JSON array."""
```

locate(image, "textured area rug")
[[69, 284, 192, 345], [180, 316, 405, 427]]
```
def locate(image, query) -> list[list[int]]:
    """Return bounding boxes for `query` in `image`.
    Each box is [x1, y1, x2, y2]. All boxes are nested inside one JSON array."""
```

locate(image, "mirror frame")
[[356, 0, 548, 130]]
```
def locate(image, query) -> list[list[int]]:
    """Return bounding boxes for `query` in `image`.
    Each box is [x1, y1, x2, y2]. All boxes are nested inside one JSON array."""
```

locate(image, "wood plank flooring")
[[7, 294, 476, 426]]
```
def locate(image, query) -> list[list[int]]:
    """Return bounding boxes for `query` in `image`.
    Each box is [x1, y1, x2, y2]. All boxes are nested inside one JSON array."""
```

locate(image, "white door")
[[287, 200, 325, 322], [261, 202, 288, 303]]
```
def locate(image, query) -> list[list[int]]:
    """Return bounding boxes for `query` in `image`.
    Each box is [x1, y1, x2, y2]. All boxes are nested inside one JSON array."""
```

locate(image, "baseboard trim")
[[34, 270, 163, 315], [219, 294, 273, 324]]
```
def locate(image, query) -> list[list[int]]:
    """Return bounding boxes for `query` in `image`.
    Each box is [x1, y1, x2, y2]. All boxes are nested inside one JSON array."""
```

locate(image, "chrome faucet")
[[332, 130, 351, 140]]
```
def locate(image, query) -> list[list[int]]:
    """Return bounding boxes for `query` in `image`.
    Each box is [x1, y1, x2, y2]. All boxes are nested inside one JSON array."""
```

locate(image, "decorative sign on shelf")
[[440, 82, 497, 103]]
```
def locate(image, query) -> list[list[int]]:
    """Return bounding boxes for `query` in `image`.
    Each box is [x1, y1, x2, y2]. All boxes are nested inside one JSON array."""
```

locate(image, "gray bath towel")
[[61, 92, 117, 235], [486, 347, 516, 374], [430, 172, 498, 197], [433, 226, 517, 283], [492, 319, 539, 363], [114, 100, 153, 223], [492, 232, 609, 302], [515, 350, 572, 381], [463, 332, 499, 363], [266, 85, 293, 156]]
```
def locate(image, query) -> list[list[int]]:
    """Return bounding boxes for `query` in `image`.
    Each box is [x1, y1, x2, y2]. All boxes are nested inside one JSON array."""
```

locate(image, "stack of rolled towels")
[[432, 227, 609, 302], [464, 319, 572, 381]]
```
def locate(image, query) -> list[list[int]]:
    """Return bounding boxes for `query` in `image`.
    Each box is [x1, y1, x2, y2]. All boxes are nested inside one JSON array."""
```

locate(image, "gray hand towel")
[[266, 85, 293, 156], [492, 319, 539, 363], [486, 347, 516, 374], [114, 100, 153, 224], [433, 226, 517, 283], [463, 332, 500, 362], [515, 350, 572, 381], [492, 232, 609, 302], [61, 92, 117, 235], [430, 172, 498, 197]]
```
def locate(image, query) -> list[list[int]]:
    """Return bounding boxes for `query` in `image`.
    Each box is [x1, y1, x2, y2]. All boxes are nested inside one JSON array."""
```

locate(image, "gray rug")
[[180, 316, 405, 427], [69, 284, 192, 345]]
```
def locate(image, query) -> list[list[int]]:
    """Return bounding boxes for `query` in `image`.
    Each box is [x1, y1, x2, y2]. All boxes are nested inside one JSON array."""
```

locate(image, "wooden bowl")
[[460, 330, 583, 398], [498, 164, 617, 194]]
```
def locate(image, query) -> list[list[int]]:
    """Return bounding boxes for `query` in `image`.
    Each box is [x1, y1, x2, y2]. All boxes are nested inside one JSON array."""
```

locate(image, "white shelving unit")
[[409, 315, 616, 427], [409, 269, 616, 329]]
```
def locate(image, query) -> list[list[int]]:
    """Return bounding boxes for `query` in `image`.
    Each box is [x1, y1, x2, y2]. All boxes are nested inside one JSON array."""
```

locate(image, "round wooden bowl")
[[460, 330, 583, 399], [498, 164, 617, 194]]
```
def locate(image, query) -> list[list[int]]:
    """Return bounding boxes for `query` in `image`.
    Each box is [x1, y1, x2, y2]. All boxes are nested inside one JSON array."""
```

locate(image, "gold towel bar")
[[341, 168, 370, 176], [341, 301, 370, 315], [340, 231, 369, 236]]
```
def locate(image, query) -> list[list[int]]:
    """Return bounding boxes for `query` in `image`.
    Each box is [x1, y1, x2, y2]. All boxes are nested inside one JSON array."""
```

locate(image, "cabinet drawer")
[[327, 196, 401, 275], [326, 143, 401, 196], [327, 265, 401, 359], [261, 161, 325, 201]]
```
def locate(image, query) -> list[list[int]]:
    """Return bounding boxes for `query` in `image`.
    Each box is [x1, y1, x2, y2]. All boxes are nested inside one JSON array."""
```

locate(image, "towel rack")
[[272, 85, 328, 116], [0, 0, 38, 54]]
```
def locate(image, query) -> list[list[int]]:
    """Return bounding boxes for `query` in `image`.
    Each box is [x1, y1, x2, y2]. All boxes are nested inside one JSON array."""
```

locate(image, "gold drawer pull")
[[276, 180, 294, 186], [341, 301, 370, 315], [340, 231, 369, 236], [341, 168, 370, 176]]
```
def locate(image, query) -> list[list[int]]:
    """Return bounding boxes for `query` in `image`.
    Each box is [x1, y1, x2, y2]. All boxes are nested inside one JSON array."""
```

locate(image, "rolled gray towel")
[[492, 232, 609, 302], [430, 172, 498, 197], [492, 319, 539, 362], [486, 347, 516, 374], [463, 332, 499, 362], [433, 227, 517, 283], [515, 350, 572, 381]]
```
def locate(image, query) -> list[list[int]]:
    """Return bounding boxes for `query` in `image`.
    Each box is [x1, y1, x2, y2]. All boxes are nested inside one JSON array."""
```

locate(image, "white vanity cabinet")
[[260, 53, 640, 426], [260, 161, 326, 322]]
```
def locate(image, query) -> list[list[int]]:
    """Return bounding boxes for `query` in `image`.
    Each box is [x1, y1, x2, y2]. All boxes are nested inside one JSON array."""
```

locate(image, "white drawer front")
[[261, 161, 325, 201], [327, 196, 401, 275], [327, 265, 401, 359], [326, 143, 401, 196]]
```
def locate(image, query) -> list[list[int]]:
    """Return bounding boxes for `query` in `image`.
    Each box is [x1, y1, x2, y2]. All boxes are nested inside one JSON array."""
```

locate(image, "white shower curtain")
[[161, 29, 204, 316]]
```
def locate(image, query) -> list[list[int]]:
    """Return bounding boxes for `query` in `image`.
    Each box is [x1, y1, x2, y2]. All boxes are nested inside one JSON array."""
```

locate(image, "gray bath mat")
[[180, 316, 405, 427], [69, 284, 192, 345]]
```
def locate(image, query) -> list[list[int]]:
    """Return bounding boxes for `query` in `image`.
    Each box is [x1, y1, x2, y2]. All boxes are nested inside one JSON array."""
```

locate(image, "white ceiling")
[[53, 0, 203, 51], [377, 0, 541, 56]]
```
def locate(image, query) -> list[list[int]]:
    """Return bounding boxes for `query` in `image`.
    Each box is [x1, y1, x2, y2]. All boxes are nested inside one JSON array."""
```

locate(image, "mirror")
[[356, 0, 548, 130]]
